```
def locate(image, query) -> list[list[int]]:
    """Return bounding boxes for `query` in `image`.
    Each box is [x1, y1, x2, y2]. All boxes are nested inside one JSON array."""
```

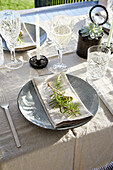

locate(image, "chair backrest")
[[35, 0, 98, 8]]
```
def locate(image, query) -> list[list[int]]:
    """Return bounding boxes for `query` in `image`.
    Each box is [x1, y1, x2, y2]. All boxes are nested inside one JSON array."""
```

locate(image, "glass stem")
[[10, 45, 16, 63], [57, 49, 63, 65]]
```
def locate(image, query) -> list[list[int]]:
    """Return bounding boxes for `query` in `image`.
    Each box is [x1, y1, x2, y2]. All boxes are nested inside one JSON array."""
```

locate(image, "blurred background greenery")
[[0, 0, 34, 10], [0, 0, 98, 10]]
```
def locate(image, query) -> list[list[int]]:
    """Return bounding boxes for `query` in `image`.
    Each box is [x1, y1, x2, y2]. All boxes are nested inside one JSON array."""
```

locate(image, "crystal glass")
[[86, 45, 111, 81], [0, 10, 23, 69], [0, 146, 11, 160], [49, 15, 74, 73]]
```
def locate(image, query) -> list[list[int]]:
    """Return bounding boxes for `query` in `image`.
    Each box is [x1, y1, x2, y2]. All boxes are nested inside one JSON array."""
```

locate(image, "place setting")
[[0, 2, 113, 169], [1, 3, 113, 136], [0, 5, 112, 137], [17, 14, 100, 131]]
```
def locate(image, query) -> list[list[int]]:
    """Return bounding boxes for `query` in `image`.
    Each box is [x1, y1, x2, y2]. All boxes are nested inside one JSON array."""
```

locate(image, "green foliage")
[[0, 0, 34, 10], [80, 22, 103, 40], [0, 0, 98, 10], [17, 35, 24, 45], [48, 74, 80, 117]]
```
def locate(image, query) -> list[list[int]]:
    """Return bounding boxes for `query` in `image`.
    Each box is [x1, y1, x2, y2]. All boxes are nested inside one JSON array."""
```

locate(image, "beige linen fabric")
[[0, 14, 113, 170], [73, 99, 113, 170], [93, 71, 113, 116], [0, 129, 75, 170], [0, 51, 75, 170]]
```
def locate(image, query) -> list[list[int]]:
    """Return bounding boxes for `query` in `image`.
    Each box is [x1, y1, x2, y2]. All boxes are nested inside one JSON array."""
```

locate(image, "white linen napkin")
[[32, 73, 93, 128], [15, 23, 36, 51]]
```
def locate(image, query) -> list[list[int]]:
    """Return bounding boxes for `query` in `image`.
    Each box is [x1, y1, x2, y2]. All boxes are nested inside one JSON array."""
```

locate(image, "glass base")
[[49, 63, 68, 73], [5, 60, 23, 70], [0, 147, 12, 160]]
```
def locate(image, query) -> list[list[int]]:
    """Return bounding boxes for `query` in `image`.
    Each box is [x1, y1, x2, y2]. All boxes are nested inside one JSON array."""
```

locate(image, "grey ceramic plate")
[[17, 74, 99, 130], [1, 23, 47, 51]]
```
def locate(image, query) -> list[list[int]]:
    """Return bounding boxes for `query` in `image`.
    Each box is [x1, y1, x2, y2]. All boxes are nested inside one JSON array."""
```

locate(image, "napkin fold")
[[32, 73, 93, 128], [15, 23, 36, 51]]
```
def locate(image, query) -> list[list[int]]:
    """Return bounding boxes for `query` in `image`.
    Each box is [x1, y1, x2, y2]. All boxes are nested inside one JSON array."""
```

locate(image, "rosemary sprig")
[[17, 31, 24, 45], [48, 74, 81, 117]]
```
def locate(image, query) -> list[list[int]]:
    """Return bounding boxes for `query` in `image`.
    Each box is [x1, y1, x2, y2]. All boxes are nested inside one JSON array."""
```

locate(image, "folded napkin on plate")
[[32, 73, 93, 128], [15, 23, 36, 51]]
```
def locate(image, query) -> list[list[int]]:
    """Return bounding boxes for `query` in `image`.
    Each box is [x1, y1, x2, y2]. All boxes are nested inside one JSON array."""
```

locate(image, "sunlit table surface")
[[0, 1, 113, 170]]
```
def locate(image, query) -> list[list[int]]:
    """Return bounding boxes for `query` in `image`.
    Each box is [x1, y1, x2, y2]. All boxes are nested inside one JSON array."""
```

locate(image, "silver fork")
[[0, 91, 21, 148]]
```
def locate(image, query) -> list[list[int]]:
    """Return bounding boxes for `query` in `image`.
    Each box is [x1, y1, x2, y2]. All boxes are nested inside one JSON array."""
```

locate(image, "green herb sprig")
[[48, 74, 80, 117], [17, 31, 24, 45]]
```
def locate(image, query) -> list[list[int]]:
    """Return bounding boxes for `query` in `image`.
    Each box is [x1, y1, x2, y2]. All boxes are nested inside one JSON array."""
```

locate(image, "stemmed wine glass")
[[0, 10, 23, 69], [49, 15, 74, 73]]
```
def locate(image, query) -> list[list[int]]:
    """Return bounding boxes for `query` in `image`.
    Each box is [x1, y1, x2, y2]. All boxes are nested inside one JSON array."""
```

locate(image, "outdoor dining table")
[[0, 1, 113, 170]]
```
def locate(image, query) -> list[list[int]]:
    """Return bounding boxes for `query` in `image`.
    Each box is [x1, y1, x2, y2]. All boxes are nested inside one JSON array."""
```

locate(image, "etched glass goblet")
[[1, 10, 23, 69]]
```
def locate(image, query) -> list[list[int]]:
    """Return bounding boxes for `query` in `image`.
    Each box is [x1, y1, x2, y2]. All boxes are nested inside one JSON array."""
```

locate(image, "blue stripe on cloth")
[[106, 162, 113, 170], [93, 162, 113, 170]]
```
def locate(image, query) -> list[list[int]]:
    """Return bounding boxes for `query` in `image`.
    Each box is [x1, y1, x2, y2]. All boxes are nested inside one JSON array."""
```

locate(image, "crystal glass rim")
[[50, 14, 74, 26], [0, 10, 20, 19], [88, 45, 111, 54]]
